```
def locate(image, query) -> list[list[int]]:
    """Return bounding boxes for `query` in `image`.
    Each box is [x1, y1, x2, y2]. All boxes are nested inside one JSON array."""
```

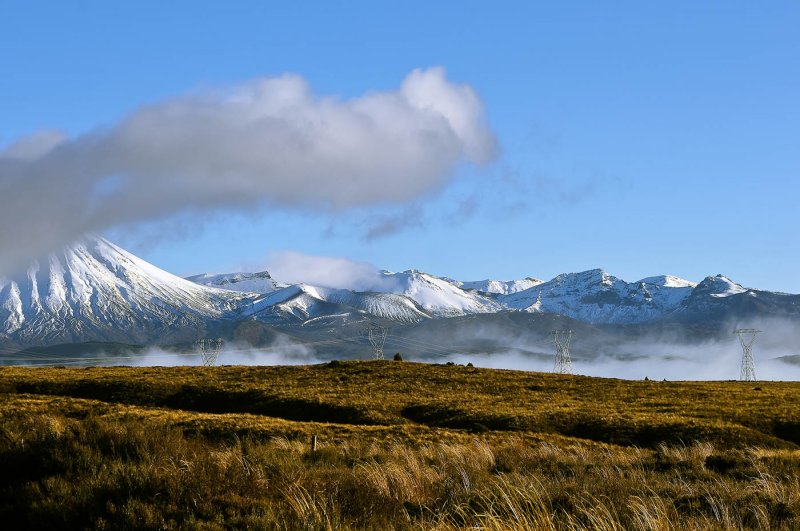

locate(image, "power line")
[[363, 325, 389, 360], [551, 330, 574, 374], [734, 329, 760, 382], [195, 338, 223, 366]]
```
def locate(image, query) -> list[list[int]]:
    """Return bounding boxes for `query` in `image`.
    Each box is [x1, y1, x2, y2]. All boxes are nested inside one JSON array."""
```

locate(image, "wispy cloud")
[[362, 205, 426, 240], [264, 250, 394, 291]]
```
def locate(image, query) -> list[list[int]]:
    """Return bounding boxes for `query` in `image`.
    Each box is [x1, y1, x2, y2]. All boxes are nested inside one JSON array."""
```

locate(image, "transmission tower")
[[195, 338, 223, 366], [552, 330, 574, 374], [735, 329, 760, 381], [364, 326, 389, 360]]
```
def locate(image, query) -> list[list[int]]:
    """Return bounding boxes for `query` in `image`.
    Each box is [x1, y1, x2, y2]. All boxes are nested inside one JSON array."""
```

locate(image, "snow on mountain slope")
[[377, 270, 501, 317], [634, 275, 698, 308], [241, 283, 430, 323], [699, 275, 748, 298], [186, 268, 474, 319], [658, 273, 800, 325], [0, 236, 253, 345], [186, 271, 282, 294], [500, 269, 697, 324], [458, 277, 543, 295], [184, 266, 502, 321], [323, 289, 430, 322], [241, 285, 344, 323], [638, 275, 697, 289]]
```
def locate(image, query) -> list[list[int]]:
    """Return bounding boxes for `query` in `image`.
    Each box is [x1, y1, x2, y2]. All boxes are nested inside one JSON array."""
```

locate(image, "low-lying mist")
[[127, 336, 321, 368], [7, 316, 800, 381], [76, 337, 800, 381], [428, 345, 799, 381]]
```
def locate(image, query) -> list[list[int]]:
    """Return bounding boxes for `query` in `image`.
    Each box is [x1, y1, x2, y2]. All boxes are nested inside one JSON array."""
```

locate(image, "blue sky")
[[2, 1, 799, 290]]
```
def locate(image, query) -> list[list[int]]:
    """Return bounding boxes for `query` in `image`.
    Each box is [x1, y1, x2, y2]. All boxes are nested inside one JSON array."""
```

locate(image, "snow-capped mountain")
[[0, 237, 254, 346], [199, 268, 504, 318], [188, 263, 799, 328], [186, 271, 283, 294], [457, 277, 543, 295], [374, 270, 502, 317], [241, 284, 430, 324], [691, 274, 747, 299], [4, 236, 800, 349], [499, 269, 698, 324], [666, 274, 800, 324]]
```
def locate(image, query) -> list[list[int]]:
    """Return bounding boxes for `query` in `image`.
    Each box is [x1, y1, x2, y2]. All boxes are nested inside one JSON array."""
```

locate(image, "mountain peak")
[[458, 277, 543, 295], [551, 269, 619, 287], [0, 236, 254, 346], [186, 271, 281, 294], [637, 275, 697, 289], [694, 274, 747, 298]]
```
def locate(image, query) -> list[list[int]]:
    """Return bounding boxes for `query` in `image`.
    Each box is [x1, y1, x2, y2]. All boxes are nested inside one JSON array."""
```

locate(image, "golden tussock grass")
[[0, 361, 798, 529]]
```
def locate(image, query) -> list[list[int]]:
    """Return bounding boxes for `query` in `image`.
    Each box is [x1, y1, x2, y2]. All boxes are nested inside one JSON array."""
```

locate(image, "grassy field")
[[1, 360, 799, 529]]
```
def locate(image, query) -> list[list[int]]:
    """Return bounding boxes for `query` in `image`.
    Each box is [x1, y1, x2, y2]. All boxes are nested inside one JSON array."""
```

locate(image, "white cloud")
[[265, 250, 394, 291], [0, 67, 496, 274]]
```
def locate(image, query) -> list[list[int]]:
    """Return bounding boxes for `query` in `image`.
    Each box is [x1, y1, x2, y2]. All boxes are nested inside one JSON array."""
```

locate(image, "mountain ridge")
[[2, 236, 798, 349]]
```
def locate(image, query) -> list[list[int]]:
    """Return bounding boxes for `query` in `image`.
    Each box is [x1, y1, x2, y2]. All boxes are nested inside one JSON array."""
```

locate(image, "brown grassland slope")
[[0, 360, 799, 529]]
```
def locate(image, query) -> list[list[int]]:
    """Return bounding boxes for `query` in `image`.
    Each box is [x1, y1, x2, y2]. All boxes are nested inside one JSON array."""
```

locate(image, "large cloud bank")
[[0, 67, 495, 274]]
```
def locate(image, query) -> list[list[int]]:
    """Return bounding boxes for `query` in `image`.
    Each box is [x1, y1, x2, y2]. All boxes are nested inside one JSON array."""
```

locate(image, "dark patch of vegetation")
[[165, 386, 378, 425], [773, 420, 800, 445], [704, 453, 743, 474], [14, 379, 160, 406], [402, 404, 521, 432]]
